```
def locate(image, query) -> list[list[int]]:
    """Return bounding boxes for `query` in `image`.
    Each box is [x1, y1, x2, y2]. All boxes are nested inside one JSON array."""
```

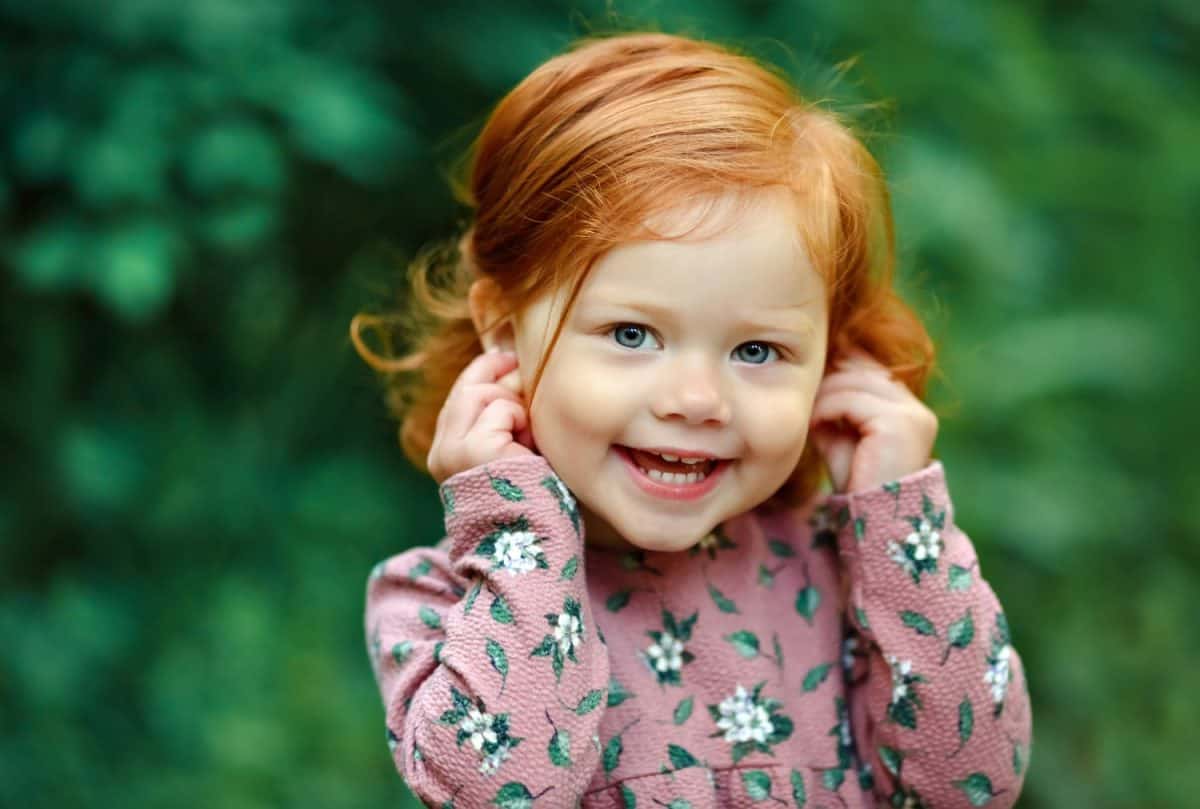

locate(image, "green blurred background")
[[2, 1, 1196, 807]]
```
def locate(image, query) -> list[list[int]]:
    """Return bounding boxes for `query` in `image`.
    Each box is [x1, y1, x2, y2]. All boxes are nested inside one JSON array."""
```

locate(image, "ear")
[[468, 278, 516, 353]]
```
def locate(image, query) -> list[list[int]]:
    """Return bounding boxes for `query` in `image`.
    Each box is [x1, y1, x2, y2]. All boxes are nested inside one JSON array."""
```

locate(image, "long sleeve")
[[821, 461, 1032, 809], [364, 455, 611, 808]]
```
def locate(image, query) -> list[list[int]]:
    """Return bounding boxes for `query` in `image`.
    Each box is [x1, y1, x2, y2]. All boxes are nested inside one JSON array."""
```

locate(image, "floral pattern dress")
[[365, 455, 1032, 808]]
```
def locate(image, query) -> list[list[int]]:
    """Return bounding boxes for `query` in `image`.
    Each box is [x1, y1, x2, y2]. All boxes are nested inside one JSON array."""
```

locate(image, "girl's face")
[[498, 187, 829, 553]]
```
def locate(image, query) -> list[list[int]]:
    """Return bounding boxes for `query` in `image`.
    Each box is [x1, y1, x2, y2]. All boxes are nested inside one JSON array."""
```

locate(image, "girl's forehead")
[[575, 191, 822, 309]]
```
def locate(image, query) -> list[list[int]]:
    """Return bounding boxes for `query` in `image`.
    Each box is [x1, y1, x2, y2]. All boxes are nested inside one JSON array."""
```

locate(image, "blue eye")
[[611, 323, 660, 350], [734, 341, 778, 364]]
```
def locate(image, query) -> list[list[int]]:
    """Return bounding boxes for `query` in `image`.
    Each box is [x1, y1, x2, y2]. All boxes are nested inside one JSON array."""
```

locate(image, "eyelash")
[[604, 323, 786, 364]]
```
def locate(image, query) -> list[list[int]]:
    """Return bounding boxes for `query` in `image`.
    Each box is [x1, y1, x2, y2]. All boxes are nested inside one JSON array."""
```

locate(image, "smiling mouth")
[[618, 446, 722, 483]]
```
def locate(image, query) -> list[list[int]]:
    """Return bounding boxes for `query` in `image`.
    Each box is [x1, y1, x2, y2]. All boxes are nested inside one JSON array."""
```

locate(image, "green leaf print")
[[490, 593, 514, 624], [488, 474, 525, 502], [724, 630, 760, 658], [900, 610, 937, 637], [603, 733, 623, 774], [548, 727, 572, 768], [802, 662, 833, 692], [419, 606, 442, 630], [1013, 740, 1028, 776], [486, 639, 508, 693], [952, 773, 998, 806], [620, 784, 636, 808], [667, 743, 698, 770], [491, 782, 534, 809], [995, 612, 1011, 646], [606, 589, 632, 612], [440, 484, 455, 515], [464, 580, 482, 615], [540, 473, 581, 535], [665, 800, 692, 809], [889, 699, 918, 730], [757, 563, 775, 589], [878, 745, 905, 776], [433, 641, 444, 663], [944, 609, 976, 664], [821, 767, 845, 792], [408, 558, 432, 579], [854, 606, 870, 629], [673, 695, 693, 725], [789, 768, 807, 806], [609, 676, 634, 707], [767, 539, 795, 557], [772, 632, 784, 670], [957, 696, 974, 752], [883, 481, 901, 498], [707, 582, 739, 613], [575, 689, 604, 715], [795, 586, 821, 625], [742, 770, 773, 801], [560, 556, 579, 581], [853, 516, 865, 542], [391, 640, 412, 665], [948, 563, 973, 591]]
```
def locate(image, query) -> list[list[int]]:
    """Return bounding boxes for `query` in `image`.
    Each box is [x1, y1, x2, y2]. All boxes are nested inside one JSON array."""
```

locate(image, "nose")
[[651, 353, 732, 426]]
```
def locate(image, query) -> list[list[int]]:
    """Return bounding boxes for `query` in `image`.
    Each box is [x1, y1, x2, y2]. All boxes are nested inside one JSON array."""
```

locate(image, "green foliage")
[[1, 2, 1196, 809]]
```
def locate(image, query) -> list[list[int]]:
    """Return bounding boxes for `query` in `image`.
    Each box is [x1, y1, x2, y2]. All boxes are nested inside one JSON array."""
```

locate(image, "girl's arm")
[[365, 455, 610, 807], [823, 460, 1032, 809]]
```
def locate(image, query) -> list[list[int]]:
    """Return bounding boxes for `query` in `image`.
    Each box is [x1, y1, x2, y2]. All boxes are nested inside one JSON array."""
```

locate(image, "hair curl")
[[350, 30, 936, 510]]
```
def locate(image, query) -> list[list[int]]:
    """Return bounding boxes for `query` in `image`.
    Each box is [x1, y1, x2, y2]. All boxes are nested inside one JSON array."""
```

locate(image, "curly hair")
[[350, 30, 935, 510]]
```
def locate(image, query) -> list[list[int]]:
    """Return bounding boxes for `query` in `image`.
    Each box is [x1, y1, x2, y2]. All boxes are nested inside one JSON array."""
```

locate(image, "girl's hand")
[[808, 346, 938, 494], [426, 350, 537, 485]]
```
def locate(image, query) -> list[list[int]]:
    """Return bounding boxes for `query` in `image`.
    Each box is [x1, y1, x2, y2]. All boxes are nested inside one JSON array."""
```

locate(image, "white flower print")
[[886, 540, 912, 572], [549, 475, 575, 514], [886, 655, 913, 704], [554, 611, 582, 657], [459, 706, 498, 752], [841, 634, 859, 674], [886, 496, 948, 585], [716, 684, 775, 744], [478, 741, 512, 776], [884, 655, 927, 730], [645, 631, 684, 673], [532, 597, 585, 682], [837, 712, 852, 748], [984, 643, 1012, 705], [492, 529, 545, 575], [906, 518, 942, 561]]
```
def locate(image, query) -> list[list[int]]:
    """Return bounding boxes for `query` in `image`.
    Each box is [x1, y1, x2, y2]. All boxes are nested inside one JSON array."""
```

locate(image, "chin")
[[616, 520, 715, 554]]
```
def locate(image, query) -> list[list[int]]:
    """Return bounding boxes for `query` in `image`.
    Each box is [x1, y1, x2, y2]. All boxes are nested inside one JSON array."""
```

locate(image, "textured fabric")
[[365, 455, 1032, 808]]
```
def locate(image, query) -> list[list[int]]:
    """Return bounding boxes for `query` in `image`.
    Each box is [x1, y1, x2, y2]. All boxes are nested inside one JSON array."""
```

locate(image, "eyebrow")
[[583, 298, 816, 337]]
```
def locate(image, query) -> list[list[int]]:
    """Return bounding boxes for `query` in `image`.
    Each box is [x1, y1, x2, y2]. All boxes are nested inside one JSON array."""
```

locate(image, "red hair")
[[350, 31, 935, 508]]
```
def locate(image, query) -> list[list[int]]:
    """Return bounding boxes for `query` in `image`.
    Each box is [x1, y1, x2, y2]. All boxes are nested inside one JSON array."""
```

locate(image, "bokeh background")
[[3, 1, 1196, 807]]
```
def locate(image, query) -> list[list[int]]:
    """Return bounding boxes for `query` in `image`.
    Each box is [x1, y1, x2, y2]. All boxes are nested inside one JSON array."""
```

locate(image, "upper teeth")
[[657, 453, 707, 464]]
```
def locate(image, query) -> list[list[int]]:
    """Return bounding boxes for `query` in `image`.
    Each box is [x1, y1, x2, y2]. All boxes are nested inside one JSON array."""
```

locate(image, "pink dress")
[[365, 455, 1032, 808]]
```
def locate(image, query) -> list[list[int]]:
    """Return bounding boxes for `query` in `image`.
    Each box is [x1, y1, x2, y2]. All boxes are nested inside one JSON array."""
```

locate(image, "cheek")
[[742, 388, 817, 456], [529, 370, 634, 448]]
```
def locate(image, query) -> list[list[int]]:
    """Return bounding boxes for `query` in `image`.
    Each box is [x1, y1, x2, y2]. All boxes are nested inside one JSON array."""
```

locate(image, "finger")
[[496, 367, 523, 397], [809, 427, 855, 493], [817, 367, 912, 403], [810, 389, 895, 430], [469, 398, 529, 451], [453, 351, 521, 391], [442, 382, 523, 440], [831, 345, 886, 368]]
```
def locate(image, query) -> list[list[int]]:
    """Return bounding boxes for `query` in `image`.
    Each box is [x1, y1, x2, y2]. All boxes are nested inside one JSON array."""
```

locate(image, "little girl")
[[352, 32, 1031, 809]]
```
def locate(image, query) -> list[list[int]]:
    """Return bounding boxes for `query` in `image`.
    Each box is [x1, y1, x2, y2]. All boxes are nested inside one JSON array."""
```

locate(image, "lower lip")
[[615, 446, 731, 502]]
